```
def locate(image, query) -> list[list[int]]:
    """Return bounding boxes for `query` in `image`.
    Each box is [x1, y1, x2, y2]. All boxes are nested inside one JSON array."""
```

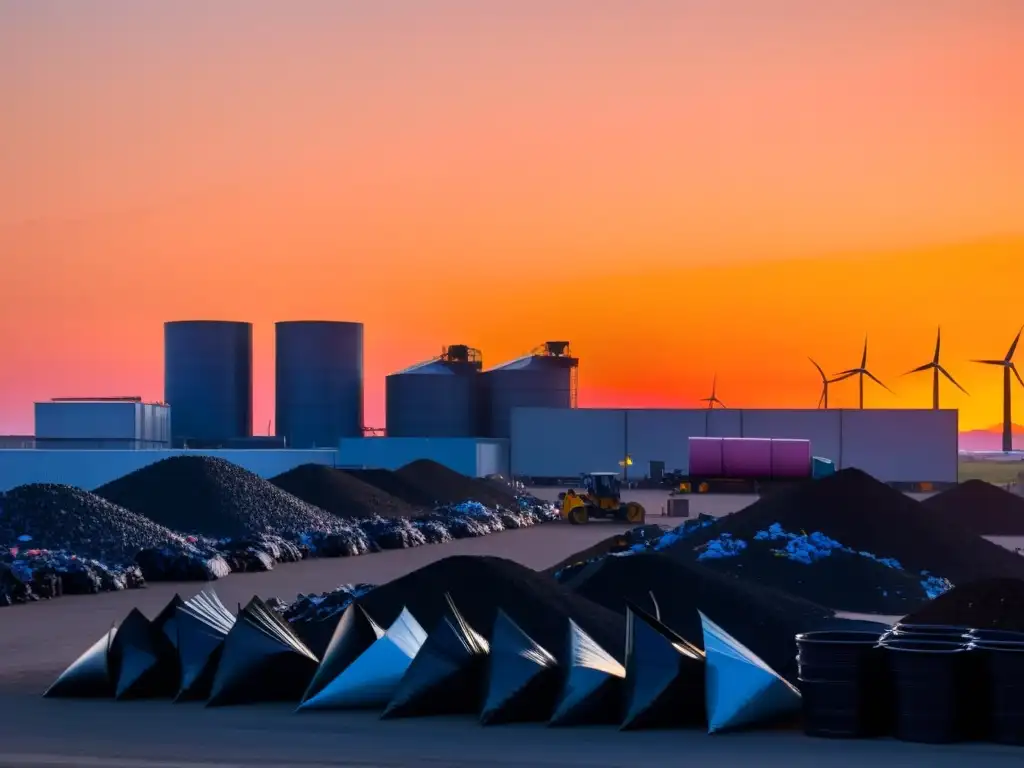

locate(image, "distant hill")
[[959, 424, 1024, 452]]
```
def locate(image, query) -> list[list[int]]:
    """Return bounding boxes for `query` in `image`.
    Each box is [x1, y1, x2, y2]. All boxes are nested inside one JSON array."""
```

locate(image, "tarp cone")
[[480, 610, 560, 725], [381, 594, 489, 719], [174, 590, 236, 702], [153, 594, 185, 649], [43, 626, 117, 698], [549, 620, 625, 726], [299, 602, 384, 707], [299, 607, 427, 711], [206, 597, 319, 707], [699, 610, 801, 733], [108, 607, 179, 699], [621, 602, 705, 730]]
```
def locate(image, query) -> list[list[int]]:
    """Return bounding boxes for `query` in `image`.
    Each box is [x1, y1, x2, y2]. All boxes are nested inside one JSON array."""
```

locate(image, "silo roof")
[[391, 359, 461, 375]]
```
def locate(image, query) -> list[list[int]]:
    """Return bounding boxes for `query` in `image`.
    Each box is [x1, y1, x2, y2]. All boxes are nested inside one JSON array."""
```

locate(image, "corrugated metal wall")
[[510, 408, 626, 478], [34, 402, 138, 440], [510, 407, 959, 483], [337, 437, 508, 477]]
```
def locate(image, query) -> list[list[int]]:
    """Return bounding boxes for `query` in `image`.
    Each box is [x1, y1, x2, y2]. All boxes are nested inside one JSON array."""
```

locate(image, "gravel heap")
[[666, 468, 1024, 585], [901, 578, 1024, 631], [286, 555, 625, 665], [0, 483, 225, 597], [566, 551, 836, 683], [269, 464, 422, 519], [94, 456, 352, 540], [395, 460, 518, 508], [920, 480, 1024, 536]]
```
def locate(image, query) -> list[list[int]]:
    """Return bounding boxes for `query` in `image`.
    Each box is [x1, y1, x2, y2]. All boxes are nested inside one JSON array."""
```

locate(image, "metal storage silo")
[[164, 320, 253, 444], [386, 344, 483, 437], [481, 341, 578, 438], [275, 320, 364, 448]]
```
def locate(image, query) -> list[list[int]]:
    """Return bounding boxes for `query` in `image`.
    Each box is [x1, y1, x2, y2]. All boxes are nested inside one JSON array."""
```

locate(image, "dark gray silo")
[[164, 320, 253, 444], [275, 320, 364, 448], [481, 341, 578, 438], [386, 345, 483, 437]]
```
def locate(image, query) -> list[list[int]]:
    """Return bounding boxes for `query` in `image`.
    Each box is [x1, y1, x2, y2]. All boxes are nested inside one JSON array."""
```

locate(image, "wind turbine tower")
[[971, 325, 1023, 452], [903, 327, 967, 409], [700, 375, 726, 409], [835, 337, 894, 409], [810, 358, 854, 409]]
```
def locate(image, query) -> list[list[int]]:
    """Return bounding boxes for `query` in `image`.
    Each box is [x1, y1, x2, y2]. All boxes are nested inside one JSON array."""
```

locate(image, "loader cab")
[[582, 472, 622, 507]]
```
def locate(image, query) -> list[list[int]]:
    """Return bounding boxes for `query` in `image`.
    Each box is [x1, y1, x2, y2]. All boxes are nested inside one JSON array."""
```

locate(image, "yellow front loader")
[[559, 472, 646, 525]]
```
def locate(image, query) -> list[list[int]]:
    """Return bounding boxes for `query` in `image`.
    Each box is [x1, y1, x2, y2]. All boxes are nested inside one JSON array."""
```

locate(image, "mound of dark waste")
[[1, 483, 193, 568], [667, 468, 1024, 585], [290, 555, 624, 664], [542, 524, 678, 577], [567, 551, 834, 683], [691, 537, 934, 614], [395, 460, 517, 508], [901, 578, 1024, 631], [95, 456, 350, 541], [921, 480, 1024, 536], [342, 468, 435, 507], [270, 464, 421, 519]]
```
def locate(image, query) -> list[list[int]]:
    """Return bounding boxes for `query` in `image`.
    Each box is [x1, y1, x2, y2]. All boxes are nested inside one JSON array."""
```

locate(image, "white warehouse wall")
[[337, 437, 508, 478], [510, 407, 958, 483], [0, 449, 337, 492]]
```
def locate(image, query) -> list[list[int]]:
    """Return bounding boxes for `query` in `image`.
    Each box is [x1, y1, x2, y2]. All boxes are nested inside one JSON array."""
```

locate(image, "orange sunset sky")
[[1, 1, 1022, 435]]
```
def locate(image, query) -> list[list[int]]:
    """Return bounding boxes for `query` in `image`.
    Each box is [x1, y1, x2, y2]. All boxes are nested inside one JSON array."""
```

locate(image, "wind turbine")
[[903, 327, 967, 409], [971, 325, 1023, 452], [835, 337, 894, 409], [700, 375, 726, 409], [809, 358, 854, 409]]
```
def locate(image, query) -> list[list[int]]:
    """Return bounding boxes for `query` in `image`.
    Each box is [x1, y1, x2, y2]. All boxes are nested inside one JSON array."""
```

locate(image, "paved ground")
[[2, 495, 1020, 765]]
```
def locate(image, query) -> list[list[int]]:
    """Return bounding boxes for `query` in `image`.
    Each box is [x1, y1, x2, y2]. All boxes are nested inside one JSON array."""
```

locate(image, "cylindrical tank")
[[386, 345, 482, 437], [164, 320, 252, 443], [481, 341, 577, 438], [275, 320, 363, 448], [688, 436, 813, 479]]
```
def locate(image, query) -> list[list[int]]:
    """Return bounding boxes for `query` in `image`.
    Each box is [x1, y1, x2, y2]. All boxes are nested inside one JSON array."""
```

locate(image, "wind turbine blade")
[[861, 337, 868, 369], [933, 326, 941, 363], [808, 357, 826, 382], [1008, 325, 1023, 362], [972, 359, 1006, 366], [864, 370, 894, 394], [903, 363, 933, 375], [834, 368, 860, 377], [716, 399, 727, 409], [937, 365, 968, 395], [1013, 364, 1024, 389], [817, 389, 825, 409], [829, 371, 857, 384]]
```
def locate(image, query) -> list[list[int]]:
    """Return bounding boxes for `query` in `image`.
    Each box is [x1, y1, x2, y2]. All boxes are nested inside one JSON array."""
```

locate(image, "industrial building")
[[480, 341, 578, 439], [275, 320, 364, 448], [164, 320, 253, 445], [385, 345, 483, 438], [33, 397, 171, 449]]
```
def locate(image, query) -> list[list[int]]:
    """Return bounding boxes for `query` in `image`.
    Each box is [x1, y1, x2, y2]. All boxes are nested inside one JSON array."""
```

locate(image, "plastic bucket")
[[970, 640, 1024, 746], [796, 631, 887, 738], [882, 639, 971, 744], [969, 628, 1024, 643], [883, 624, 971, 643]]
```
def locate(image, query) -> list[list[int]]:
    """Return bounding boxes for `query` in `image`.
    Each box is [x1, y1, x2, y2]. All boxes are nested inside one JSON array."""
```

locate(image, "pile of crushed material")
[[901, 577, 1024, 631], [0, 457, 557, 607], [920, 480, 1024, 536]]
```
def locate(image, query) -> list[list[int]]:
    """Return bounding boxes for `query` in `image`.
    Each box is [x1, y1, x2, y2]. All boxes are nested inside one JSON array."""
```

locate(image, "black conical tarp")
[[108, 607, 179, 699], [298, 607, 428, 711], [175, 590, 236, 702], [206, 596, 319, 707], [300, 602, 384, 707], [549, 619, 625, 726], [44, 626, 117, 698], [480, 610, 560, 725], [153, 594, 184, 649], [621, 602, 705, 730], [381, 594, 490, 719]]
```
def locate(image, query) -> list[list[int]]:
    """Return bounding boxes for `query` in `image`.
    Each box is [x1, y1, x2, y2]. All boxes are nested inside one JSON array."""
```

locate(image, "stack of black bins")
[[969, 628, 1024, 746], [795, 631, 887, 738], [879, 624, 975, 744]]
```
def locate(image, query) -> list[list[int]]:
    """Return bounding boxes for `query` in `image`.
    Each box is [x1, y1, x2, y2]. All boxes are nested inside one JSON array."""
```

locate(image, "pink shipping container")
[[722, 437, 773, 478], [688, 437, 723, 476], [770, 439, 813, 479]]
